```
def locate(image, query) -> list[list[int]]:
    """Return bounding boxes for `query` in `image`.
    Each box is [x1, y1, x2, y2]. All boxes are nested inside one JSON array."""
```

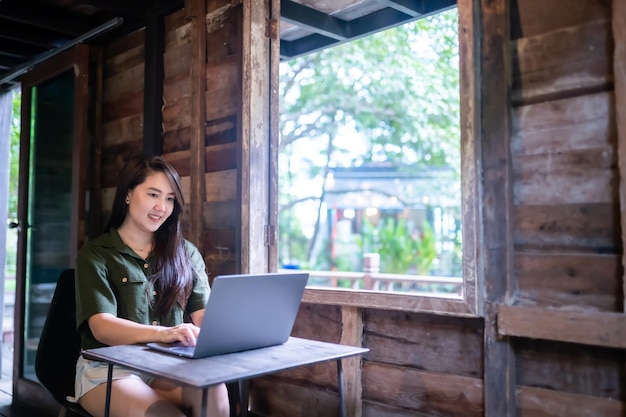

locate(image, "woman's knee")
[[182, 383, 230, 417], [79, 378, 187, 417]]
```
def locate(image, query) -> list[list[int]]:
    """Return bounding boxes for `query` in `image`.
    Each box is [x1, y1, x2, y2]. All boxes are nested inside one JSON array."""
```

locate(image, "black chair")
[[35, 268, 92, 417]]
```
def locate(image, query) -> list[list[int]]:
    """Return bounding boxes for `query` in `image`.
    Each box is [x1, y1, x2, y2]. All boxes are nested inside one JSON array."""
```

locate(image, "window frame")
[[272, 0, 482, 317]]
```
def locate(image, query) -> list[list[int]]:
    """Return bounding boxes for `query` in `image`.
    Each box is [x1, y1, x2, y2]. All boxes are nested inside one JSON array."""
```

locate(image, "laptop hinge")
[[264, 224, 276, 247]]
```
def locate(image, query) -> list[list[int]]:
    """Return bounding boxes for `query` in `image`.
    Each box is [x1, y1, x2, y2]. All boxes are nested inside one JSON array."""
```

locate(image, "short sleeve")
[[74, 244, 117, 330], [185, 240, 211, 314]]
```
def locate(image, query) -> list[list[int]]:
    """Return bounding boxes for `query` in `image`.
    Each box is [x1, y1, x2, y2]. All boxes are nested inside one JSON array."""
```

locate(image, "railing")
[[279, 268, 463, 297]]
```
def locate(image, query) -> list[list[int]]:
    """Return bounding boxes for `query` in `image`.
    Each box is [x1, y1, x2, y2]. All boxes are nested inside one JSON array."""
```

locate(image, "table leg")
[[337, 359, 346, 417], [238, 380, 248, 417], [201, 388, 208, 417], [104, 364, 113, 417]]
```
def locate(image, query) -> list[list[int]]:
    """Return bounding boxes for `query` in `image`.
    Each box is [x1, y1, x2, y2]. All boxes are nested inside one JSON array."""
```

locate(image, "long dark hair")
[[105, 155, 193, 317]]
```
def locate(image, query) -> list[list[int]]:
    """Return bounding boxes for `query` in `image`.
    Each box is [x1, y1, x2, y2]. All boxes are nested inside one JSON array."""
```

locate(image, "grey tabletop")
[[82, 337, 369, 388]]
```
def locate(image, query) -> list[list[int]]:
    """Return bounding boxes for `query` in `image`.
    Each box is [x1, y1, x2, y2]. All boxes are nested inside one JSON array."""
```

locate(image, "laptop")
[[146, 272, 309, 359]]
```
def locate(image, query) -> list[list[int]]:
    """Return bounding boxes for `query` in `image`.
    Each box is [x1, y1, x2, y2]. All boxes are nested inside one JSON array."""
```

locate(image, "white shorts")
[[67, 354, 155, 402]]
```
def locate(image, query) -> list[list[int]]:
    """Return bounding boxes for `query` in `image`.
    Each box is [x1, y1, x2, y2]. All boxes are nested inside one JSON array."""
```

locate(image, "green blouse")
[[75, 228, 210, 350]]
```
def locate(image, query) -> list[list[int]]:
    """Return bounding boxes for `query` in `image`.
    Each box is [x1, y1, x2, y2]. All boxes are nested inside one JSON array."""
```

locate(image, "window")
[[277, 0, 479, 315]]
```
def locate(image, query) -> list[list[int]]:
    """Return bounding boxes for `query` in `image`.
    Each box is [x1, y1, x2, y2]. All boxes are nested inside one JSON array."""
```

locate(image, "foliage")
[[278, 9, 461, 275], [8, 90, 20, 219], [359, 217, 437, 275]]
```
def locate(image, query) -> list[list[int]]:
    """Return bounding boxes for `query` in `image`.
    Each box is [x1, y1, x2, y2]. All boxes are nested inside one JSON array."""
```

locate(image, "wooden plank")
[[102, 63, 145, 101], [185, 0, 207, 250], [205, 170, 237, 202], [497, 304, 626, 348], [479, 0, 515, 416], [363, 309, 483, 378], [102, 29, 144, 63], [509, 0, 611, 40], [163, 71, 191, 106], [250, 378, 340, 417], [203, 201, 239, 229], [517, 385, 624, 417], [103, 44, 144, 76], [102, 114, 144, 147], [164, 42, 192, 78], [362, 362, 483, 416], [511, 91, 615, 157], [340, 306, 363, 417], [241, 0, 269, 273], [514, 203, 619, 251], [511, 18, 612, 105], [102, 90, 143, 123], [515, 338, 624, 398], [302, 287, 474, 316], [515, 252, 621, 310], [292, 303, 342, 342], [203, 228, 237, 281], [268, 0, 280, 272], [512, 148, 616, 206], [614, 0, 626, 311], [458, 0, 480, 315]]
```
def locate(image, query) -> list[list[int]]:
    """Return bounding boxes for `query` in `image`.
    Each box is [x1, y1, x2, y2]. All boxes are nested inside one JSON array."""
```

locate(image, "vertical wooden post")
[[186, 0, 207, 251], [142, 9, 165, 157], [614, 0, 626, 313], [479, 0, 516, 416], [241, 0, 272, 273], [341, 306, 364, 417]]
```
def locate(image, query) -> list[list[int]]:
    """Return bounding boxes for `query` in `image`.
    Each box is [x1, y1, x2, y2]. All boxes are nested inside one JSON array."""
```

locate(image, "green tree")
[[279, 9, 460, 271], [9, 91, 20, 220]]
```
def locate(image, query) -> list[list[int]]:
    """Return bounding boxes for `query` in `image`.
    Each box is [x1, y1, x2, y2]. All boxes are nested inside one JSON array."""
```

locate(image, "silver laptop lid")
[[192, 272, 309, 358]]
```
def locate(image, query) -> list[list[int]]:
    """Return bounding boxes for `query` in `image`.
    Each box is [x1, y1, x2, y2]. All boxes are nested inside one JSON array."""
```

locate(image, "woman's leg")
[[151, 378, 230, 417], [79, 376, 187, 417]]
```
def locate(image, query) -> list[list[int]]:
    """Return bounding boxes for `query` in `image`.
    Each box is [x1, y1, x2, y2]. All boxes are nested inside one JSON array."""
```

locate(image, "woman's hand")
[[161, 323, 201, 346], [88, 313, 202, 347]]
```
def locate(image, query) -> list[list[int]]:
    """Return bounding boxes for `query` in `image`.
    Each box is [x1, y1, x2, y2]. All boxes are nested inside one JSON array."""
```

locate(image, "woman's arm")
[[190, 309, 205, 327], [88, 313, 201, 346]]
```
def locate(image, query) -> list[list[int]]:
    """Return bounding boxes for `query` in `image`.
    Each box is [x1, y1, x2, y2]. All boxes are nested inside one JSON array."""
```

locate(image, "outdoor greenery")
[[5, 91, 20, 275], [278, 8, 461, 282]]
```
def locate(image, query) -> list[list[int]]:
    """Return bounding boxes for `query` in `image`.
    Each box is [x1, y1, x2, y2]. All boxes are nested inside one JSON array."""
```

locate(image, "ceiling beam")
[[0, 1, 93, 36], [0, 20, 65, 49], [280, 0, 348, 41]]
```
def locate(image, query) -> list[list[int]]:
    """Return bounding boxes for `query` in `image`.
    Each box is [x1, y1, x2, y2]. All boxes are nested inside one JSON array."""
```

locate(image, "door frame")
[[13, 44, 90, 412]]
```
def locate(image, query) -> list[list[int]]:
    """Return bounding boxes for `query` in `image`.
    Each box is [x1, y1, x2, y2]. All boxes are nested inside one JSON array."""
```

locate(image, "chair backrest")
[[35, 268, 85, 412]]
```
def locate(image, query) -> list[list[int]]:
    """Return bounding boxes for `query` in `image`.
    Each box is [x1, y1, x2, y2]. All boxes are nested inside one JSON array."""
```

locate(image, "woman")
[[72, 155, 230, 417]]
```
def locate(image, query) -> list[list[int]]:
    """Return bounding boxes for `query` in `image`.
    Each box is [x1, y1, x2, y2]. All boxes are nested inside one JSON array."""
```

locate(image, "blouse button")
[[151, 320, 158, 325], [143, 263, 149, 269], [122, 277, 128, 283]]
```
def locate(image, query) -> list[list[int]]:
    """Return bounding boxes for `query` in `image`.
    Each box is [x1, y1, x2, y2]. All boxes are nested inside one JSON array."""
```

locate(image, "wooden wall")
[[99, 0, 243, 281], [91, 0, 625, 416], [249, 0, 626, 416]]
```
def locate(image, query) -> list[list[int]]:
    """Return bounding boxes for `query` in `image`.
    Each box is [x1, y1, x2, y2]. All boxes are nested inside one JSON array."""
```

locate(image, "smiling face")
[[122, 171, 176, 236]]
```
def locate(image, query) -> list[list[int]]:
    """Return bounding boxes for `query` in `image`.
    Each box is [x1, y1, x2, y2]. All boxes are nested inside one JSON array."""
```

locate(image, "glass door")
[[14, 45, 90, 412]]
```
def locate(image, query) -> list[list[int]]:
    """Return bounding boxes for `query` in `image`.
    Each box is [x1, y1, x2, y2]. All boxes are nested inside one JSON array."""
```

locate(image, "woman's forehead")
[[139, 172, 175, 194]]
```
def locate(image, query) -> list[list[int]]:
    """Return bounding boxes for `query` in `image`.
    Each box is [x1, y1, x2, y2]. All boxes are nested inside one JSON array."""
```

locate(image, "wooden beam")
[[185, 0, 207, 250], [614, 0, 626, 312], [479, 0, 515, 417], [340, 306, 364, 417], [497, 305, 626, 349], [241, 0, 271, 273], [142, 11, 164, 156], [268, 0, 280, 272], [518, 385, 624, 416]]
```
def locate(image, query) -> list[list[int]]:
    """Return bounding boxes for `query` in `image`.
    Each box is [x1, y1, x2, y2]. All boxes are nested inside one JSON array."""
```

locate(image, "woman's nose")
[[154, 198, 167, 211]]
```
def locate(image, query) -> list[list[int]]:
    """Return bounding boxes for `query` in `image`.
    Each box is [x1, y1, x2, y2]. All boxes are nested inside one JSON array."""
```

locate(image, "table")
[[82, 337, 369, 417]]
